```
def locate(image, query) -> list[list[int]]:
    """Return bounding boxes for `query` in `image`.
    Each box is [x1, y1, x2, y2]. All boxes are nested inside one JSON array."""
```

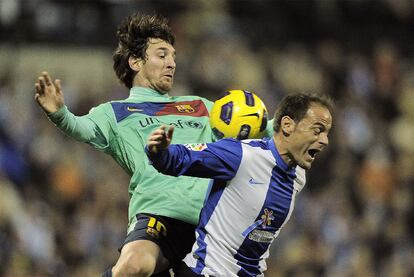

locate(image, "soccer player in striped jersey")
[[146, 93, 333, 276]]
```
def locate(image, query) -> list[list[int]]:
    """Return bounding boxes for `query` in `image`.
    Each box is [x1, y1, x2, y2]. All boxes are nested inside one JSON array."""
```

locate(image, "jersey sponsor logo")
[[184, 143, 207, 151], [175, 104, 195, 113], [248, 229, 274, 243], [184, 120, 203, 129], [146, 216, 167, 239], [248, 177, 264, 185], [138, 118, 205, 129]]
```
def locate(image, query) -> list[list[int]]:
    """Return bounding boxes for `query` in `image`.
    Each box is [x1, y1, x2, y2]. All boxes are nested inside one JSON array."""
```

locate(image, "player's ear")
[[128, 56, 142, 72], [280, 116, 295, 136]]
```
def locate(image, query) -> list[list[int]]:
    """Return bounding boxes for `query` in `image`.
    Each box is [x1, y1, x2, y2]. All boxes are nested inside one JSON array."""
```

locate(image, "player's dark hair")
[[273, 93, 333, 132], [113, 13, 175, 89]]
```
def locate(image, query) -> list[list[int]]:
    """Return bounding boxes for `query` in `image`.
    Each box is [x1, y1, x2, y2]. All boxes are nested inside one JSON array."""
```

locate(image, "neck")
[[273, 133, 295, 168], [133, 77, 166, 95]]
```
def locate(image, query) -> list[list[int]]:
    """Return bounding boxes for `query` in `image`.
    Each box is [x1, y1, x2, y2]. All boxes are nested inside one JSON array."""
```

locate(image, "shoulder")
[[176, 95, 214, 106], [88, 102, 112, 114], [203, 138, 243, 156], [241, 138, 270, 150], [86, 102, 122, 125], [215, 138, 242, 147]]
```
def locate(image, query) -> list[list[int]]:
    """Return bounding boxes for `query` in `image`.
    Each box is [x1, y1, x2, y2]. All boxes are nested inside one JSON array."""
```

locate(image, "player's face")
[[136, 38, 176, 94], [287, 104, 332, 169]]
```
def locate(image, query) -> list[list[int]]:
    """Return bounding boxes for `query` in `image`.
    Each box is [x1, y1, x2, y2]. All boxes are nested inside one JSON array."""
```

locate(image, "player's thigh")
[[117, 239, 169, 273], [115, 214, 171, 274], [118, 213, 196, 273]]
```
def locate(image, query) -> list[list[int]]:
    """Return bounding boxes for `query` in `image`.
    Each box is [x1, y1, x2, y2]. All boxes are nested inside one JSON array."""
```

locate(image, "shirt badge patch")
[[185, 143, 207, 151], [242, 208, 276, 239], [175, 104, 195, 113], [261, 209, 274, 228]]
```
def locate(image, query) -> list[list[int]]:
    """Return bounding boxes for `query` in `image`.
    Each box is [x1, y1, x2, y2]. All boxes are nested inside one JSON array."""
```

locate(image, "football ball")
[[210, 90, 268, 140]]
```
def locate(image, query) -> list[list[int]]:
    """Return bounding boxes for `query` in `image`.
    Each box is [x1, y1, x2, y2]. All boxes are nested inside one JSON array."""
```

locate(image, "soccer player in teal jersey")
[[34, 13, 216, 277]]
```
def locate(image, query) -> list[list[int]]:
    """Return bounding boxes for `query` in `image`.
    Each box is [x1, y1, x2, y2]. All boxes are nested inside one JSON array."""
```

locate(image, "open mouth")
[[307, 149, 320, 159]]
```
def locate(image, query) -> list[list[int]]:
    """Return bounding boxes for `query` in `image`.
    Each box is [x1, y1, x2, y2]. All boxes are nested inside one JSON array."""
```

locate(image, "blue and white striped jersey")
[[147, 137, 306, 276]]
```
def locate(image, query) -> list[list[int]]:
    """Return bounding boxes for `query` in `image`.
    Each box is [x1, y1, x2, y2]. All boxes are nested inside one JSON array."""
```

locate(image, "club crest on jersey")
[[185, 143, 207, 151], [175, 104, 195, 113], [261, 209, 274, 228]]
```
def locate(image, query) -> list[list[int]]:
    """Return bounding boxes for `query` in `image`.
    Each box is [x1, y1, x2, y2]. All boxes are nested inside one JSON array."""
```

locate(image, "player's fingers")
[[152, 125, 166, 137], [34, 83, 43, 95], [54, 79, 62, 94], [149, 145, 157, 154], [166, 125, 174, 139], [159, 125, 166, 133], [151, 134, 163, 141], [147, 140, 157, 147], [149, 133, 164, 143], [151, 127, 165, 137], [38, 76, 46, 90], [42, 72, 53, 86]]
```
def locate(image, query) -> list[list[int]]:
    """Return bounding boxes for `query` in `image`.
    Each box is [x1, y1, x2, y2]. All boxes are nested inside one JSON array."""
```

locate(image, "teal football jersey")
[[49, 87, 214, 230]]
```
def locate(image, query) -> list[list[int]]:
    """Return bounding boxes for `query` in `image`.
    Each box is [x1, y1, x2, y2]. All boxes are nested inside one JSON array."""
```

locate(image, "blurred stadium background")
[[1, 0, 414, 276]]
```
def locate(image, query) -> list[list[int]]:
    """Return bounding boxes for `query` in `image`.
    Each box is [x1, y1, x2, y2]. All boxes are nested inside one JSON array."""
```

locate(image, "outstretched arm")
[[146, 128, 242, 180], [34, 72, 109, 148]]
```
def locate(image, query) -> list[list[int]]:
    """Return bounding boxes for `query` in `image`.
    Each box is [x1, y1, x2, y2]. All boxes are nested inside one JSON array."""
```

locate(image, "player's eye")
[[313, 127, 322, 135], [157, 51, 166, 58]]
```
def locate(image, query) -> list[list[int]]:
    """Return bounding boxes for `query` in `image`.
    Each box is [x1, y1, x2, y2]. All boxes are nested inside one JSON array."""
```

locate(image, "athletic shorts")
[[120, 213, 197, 269], [174, 262, 205, 276]]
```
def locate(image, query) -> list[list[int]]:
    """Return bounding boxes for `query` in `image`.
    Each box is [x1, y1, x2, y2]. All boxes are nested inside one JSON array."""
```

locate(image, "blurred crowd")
[[1, 0, 414, 276]]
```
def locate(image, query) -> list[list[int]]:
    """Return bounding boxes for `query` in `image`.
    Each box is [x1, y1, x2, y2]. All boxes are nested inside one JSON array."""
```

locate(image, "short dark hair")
[[113, 13, 176, 89], [273, 92, 334, 132]]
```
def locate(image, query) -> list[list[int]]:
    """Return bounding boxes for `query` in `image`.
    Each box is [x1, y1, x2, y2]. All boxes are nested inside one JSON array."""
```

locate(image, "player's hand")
[[34, 71, 65, 114], [147, 125, 174, 154]]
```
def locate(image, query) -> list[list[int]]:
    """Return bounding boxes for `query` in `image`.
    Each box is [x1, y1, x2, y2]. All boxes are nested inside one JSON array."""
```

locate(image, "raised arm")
[[146, 126, 242, 180], [34, 72, 109, 148]]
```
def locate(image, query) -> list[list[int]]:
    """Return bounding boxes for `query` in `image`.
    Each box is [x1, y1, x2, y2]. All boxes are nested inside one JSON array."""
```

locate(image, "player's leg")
[[104, 213, 197, 277], [112, 240, 169, 277], [110, 214, 170, 277]]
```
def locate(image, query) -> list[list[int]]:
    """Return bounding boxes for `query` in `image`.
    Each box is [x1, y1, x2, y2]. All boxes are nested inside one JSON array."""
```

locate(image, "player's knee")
[[113, 251, 157, 277]]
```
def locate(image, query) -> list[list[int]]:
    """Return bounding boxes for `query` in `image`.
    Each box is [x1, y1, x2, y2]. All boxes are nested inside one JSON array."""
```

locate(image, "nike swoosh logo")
[[127, 107, 144, 112], [249, 178, 264, 185], [241, 113, 260, 118]]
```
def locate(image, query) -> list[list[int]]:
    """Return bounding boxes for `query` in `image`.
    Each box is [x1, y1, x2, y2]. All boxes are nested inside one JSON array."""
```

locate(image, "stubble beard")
[[157, 79, 173, 94]]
